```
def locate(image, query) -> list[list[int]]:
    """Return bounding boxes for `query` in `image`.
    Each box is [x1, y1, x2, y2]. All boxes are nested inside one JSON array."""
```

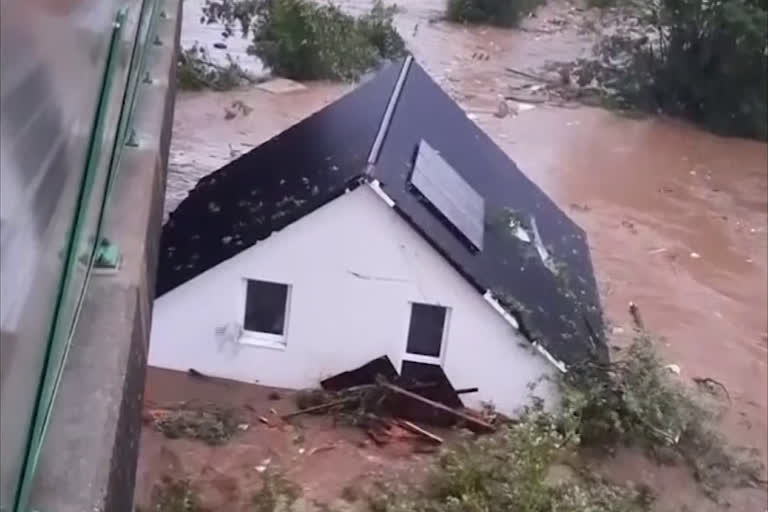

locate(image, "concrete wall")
[[150, 185, 555, 415]]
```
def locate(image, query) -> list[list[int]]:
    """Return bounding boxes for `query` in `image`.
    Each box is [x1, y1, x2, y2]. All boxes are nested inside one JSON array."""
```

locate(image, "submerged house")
[[149, 57, 606, 415]]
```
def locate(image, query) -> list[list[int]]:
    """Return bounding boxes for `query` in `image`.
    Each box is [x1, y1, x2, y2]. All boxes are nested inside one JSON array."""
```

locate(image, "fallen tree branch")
[[692, 376, 732, 404], [504, 95, 548, 104], [505, 67, 557, 84]]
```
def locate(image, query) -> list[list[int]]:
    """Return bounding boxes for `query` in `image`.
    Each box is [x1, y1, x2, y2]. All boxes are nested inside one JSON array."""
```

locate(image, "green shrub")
[[594, 0, 768, 139], [558, 333, 765, 492], [445, 0, 543, 27], [369, 419, 651, 512], [147, 478, 205, 512], [203, 0, 406, 81], [154, 404, 240, 445]]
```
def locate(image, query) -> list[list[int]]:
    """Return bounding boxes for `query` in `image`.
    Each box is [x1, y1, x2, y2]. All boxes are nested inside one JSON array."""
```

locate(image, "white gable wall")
[[150, 185, 555, 415]]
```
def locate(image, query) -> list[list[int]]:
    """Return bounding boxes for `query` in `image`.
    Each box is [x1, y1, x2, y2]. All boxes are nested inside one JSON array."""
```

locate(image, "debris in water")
[[517, 102, 537, 112], [569, 203, 591, 212], [664, 364, 681, 376], [256, 77, 308, 94], [494, 99, 509, 118], [690, 252, 701, 259], [692, 376, 731, 403], [255, 457, 272, 473], [231, 99, 253, 116], [308, 443, 336, 456], [628, 302, 644, 330]]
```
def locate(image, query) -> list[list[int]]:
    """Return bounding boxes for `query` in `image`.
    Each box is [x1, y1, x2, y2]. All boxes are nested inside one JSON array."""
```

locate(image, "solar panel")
[[410, 140, 485, 250]]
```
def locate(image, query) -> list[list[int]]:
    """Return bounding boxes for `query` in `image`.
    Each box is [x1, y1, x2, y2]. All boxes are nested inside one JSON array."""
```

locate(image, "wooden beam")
[[378, 380, 495, 433]]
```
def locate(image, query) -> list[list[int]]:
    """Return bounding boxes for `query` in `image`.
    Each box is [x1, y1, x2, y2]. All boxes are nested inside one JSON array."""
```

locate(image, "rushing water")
[[169, 0, 767, 503]]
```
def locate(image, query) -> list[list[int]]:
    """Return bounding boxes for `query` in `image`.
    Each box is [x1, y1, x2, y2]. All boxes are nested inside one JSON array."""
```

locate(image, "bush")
[[369, 418, 651, 512], [146, 478, 205, 512], [153, 404, 240, 445], [558, 333, 765, 493], [445, 0, 543, 27], [202, 0, 406, 81], [594, 0, 768, 139]]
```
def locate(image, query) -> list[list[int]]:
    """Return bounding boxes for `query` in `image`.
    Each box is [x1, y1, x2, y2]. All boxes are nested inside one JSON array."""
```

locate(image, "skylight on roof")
[[410, 140, 485, 251]]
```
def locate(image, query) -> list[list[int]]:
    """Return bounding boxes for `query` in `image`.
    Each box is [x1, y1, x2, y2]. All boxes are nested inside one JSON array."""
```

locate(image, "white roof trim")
[[531, 341, 567, 373], [482, 291, 520, 329], [482, 290, 567, 373], [368, 179, 395, 207]]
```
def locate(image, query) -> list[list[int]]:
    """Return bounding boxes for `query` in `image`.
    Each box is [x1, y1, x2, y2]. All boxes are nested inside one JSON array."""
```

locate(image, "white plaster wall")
[[150, 186, 556, 415]]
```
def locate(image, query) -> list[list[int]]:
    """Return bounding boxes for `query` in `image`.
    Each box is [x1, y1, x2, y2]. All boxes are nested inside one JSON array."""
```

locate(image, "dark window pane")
[[406, 303, 447, 357], [244, 280, 288, 335]]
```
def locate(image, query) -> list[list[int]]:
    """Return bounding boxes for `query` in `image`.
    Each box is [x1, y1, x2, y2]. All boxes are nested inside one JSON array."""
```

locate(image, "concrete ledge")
[[28, 0, 181, 510]]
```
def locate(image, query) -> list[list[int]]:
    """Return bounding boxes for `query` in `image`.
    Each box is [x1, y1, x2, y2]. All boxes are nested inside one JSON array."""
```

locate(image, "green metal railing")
[[10, 1, 164, 510]]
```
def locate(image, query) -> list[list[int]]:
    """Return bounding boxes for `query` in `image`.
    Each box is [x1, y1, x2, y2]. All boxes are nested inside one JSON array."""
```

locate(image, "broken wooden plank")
[[321, 356, 398, 391], [396, 419, 444, 444], [455, 387, 479, 395], [187, 368, 209, 379], [281, 397, 355, 419], [378, 379, 495, 433]]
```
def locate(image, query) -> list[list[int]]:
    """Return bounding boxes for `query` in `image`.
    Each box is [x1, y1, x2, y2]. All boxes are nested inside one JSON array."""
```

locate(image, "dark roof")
[[158, 57, 606, 366]]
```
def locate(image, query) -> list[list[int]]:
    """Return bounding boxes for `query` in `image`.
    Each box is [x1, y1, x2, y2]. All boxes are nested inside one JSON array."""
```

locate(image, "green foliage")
[[148, 478, 206, 512], [202, 0, 406, 81], [445, 0, 544, 27], [369, 418, 651, 512], [250, 471, 302, 512], [594, 0, 768, 139], [154, 405, 240, 445], [558, 333, 765, 492], [176, 44, 253, 91], [367, 334, 763, 510]]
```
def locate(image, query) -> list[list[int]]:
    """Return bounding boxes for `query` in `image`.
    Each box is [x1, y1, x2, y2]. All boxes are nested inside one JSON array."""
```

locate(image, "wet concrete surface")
[[167, 0, 767, 507]]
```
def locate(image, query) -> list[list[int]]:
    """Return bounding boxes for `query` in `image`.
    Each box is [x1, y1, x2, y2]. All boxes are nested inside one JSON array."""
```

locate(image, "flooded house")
[[148, 57, 606, 416]]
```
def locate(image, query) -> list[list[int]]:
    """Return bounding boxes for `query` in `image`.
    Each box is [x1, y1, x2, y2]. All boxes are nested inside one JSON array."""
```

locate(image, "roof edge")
[[482, 291, 567, 373], [366, 55, 413, 168]]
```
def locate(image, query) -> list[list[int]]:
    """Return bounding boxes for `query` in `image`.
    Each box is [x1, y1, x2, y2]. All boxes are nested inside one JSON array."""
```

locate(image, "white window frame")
[[402, 301, 451, 366], [236, 277, 291, 350]]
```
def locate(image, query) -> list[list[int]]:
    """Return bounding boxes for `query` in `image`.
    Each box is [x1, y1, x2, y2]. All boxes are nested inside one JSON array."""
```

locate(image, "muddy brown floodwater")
[[165, 0, 767, 508]]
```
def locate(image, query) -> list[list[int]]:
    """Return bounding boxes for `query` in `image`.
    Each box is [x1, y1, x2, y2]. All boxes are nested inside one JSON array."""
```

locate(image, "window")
[[241, 279, 290, 345], [406, 303, 448, 357]]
